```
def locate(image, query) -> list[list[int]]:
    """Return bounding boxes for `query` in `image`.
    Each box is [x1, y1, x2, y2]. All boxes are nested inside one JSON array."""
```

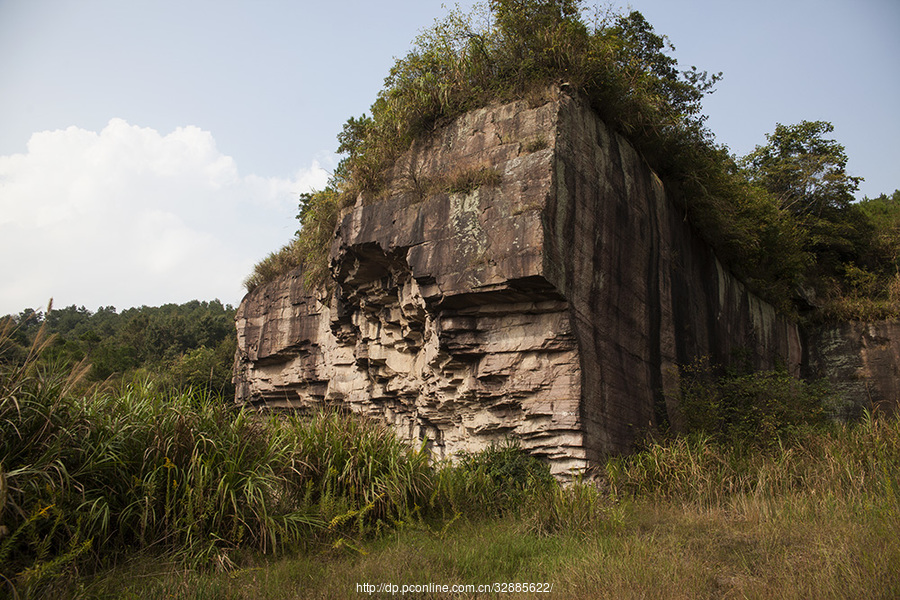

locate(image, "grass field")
[[73, 478, 900, 599], [3, 321, 898, 599]]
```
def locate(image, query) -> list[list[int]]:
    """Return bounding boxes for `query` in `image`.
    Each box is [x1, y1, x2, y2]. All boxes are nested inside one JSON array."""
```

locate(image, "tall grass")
[[605, 412, 900, 508], [0, 313, 609, 597], [5, 313, 899, 598], [0, 318, 432, 597], [76, 412, 900, 599]]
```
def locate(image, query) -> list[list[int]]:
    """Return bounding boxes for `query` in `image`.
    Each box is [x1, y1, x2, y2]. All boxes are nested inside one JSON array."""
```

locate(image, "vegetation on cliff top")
[[246, 0, 898, 319]]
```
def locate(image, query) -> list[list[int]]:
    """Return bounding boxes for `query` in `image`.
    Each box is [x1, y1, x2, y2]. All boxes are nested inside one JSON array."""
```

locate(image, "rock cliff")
[[805, 321, 900, 418], [234, 86, 884, 475]]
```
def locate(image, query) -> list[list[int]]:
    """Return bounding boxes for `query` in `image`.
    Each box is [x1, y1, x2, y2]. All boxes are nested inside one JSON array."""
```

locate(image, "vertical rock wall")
[[235, 87, 813, 473], [236, 91, 588, 475], [543, 93, 802, 459], [806, 321, 900, 417]]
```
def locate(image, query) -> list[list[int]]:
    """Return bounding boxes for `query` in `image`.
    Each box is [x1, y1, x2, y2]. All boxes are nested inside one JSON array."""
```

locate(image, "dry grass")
[[75, 490, 899, 599], [67, 416, 900, 599], [398, 165, 503, 202]]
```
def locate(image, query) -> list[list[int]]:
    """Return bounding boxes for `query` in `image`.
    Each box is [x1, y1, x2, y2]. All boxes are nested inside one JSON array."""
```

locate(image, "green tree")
[[741, 120, 862, 219], [608, 10, 720, 129], [858, 190, 900, 275], [168, 335, 237, 397], [741, 121, 874, 295]]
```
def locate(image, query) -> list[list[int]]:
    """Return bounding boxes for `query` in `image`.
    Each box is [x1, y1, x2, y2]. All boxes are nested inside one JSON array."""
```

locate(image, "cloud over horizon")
[[0, 119, 330, 315]]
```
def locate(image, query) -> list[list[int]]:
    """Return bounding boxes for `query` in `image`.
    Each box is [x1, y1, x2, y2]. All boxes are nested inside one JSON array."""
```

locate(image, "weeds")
[[605, 411, 900, 511], [431, 439, 556, 519], [401, 165, 503, 200], [242, 242, 304, 294], [4, 314, 899, 598], [244, 187, 341, 293], [0, 320, 431, 597]]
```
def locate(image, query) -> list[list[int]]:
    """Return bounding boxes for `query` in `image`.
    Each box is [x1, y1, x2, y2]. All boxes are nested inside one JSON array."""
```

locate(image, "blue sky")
[[1, 0, 898, 315]]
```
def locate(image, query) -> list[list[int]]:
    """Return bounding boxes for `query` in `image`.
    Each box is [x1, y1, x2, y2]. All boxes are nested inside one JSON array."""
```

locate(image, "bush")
[[432, 440, 556, 518], [674, 356, 828, 447], [166, 335, 237, 398]]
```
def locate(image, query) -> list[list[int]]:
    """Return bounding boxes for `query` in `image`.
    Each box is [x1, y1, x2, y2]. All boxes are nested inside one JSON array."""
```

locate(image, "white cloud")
[[0, 119, 330, 314]]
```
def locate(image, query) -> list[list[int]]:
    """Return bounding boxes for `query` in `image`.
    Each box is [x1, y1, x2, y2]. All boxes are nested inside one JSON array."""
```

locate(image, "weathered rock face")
[[234, 87, 804, 474], [805, 321, 900, 418], [545, 92, 804, 461]]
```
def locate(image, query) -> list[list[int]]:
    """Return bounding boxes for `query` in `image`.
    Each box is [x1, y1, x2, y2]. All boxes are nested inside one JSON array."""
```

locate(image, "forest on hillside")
[[0, 300, 236, 398]]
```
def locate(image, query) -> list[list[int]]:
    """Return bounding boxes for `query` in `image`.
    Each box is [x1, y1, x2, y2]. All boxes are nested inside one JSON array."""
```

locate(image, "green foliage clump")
[[430, 439, 616, 537], [742, 120, 861, 220], [403, 165, 504, 200], [433, 440, 556, 518], [167, 340, 237, 398], [674, 356, 829, 448], [285, 409, 432, 536], [859, 190, 900, 269]]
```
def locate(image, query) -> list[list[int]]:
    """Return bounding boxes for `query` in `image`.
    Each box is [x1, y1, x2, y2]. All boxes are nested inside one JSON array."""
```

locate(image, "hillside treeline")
[[0, 300, 236, 397]]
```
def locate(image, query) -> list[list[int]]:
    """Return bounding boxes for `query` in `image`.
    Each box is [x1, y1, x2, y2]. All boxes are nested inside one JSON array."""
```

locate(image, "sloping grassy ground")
[[3, 321, 899, 598], [19, 417, 900, 599], [72, 455, 899, 599]]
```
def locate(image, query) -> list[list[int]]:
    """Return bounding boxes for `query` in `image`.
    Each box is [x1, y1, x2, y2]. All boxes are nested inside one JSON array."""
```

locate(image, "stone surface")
[[806, 321, 900, 418], [545, 93, 802, 460], [234, 87, 854, 475]]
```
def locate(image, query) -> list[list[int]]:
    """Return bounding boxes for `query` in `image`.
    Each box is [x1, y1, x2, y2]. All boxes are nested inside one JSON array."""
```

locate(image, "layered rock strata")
[[234, 87, 804, 474]]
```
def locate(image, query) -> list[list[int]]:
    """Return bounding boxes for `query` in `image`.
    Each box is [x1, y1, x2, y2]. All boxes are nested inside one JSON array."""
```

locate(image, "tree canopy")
[[740, 122, 898, 318], [1, 300, 237, 396], [742, 120, 861, 219]]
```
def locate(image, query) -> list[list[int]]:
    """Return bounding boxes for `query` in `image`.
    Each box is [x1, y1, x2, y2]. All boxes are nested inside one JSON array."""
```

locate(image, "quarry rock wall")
[[236, 90, 588, 474], [805, 321, 900, 418], [234, 87, 891, 474], [544, 93, 802, 462]]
